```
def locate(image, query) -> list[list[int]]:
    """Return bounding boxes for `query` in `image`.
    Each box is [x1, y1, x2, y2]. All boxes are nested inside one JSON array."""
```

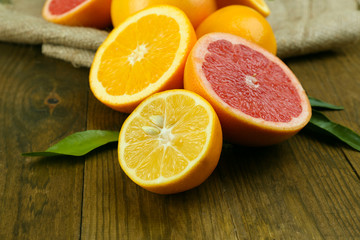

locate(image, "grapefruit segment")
[[48, 0, 87, 15], [42, 0, 112, 29], [184, 33, 311, 146], [203, 40, 302, 122]]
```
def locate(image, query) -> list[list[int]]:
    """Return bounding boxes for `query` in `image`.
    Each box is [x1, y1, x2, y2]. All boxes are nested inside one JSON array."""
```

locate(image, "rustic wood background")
[[0, 41, 360, 239]]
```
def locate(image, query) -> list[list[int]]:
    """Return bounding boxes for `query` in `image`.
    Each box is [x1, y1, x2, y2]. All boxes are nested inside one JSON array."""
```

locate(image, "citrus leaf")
[[307, 110, 360, 151], [22, 130, 119, 157], [308, 96, 344, 110]]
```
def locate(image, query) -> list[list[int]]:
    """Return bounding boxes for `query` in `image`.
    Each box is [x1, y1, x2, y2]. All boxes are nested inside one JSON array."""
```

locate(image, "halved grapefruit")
[[184, 33, 311, 146], [42, 0, 112, 29]]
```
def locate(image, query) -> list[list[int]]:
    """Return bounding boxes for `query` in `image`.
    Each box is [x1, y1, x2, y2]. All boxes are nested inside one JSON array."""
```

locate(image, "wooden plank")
[[80, 43, 360, 238], [81, 94, 128, 239], [286, 44, 360, 173], [0, 43, 88, 239]]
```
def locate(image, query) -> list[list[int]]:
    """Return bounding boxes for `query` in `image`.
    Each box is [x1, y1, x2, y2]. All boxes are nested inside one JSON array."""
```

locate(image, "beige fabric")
[[0, 2, 107, 67], [42, 44, 96, 68], [0, 0, 360, 67], [267, 0, 360, 58]]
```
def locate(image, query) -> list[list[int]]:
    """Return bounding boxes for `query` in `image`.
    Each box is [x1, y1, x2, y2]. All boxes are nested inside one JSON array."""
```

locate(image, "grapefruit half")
[[42, 0, 112, 29], [184, 33, 311, 146]]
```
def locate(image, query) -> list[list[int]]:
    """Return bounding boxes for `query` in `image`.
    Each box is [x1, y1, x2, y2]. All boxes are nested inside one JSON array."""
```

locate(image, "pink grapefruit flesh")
[[42, 0, 112, 29], [184, 33, 311, 146], [203, 39, 303, 123], [48, 0, 87, 15]]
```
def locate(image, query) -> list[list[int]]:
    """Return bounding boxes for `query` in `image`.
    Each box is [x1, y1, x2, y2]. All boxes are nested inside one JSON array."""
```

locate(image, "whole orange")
[[196, 5, 277, 55], [111, 0, 217, 28], [216, 0, 270, 17]]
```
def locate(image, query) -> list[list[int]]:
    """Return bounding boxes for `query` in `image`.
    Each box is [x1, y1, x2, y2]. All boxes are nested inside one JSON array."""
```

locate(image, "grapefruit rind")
[[90, 5, 196, 113], [43, 0, 89, 19], [185, 33, 311, 145], [118, 90, 222, 194]]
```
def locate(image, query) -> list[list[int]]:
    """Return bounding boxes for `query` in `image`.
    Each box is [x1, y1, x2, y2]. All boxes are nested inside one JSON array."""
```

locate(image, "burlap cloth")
[[1, 0, 360, 68]]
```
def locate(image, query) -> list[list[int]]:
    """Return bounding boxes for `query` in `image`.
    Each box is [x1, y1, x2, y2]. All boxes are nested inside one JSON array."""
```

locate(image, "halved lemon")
[[118, 90, 223, 194]]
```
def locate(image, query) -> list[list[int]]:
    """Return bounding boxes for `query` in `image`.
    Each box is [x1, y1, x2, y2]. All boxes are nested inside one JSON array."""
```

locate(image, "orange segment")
[[90, 5, 197, 113], [118, 90, 223, 194]]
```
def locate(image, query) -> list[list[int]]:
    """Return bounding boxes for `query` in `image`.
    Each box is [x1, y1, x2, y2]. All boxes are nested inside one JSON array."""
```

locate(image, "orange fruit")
[[184, 33, 311, 146], [195, 5, 277, 55], [111, 0, 217, 28], [90, 5, 197, 113], [216, 0, 270, 17], [42, 0, 112, 29], [118, 89, 222, 194]]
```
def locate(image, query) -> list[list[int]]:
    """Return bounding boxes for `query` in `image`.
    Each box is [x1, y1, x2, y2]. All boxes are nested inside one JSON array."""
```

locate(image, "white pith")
[[127, 44, 148, 65]]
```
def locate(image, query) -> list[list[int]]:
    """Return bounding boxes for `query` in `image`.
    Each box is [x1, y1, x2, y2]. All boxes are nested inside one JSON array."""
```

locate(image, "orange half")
[[90, 5, 197, 113]]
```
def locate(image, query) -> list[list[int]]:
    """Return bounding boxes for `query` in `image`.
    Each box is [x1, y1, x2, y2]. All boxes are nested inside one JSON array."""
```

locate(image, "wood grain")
[[0, 43, 88, 239], [80, 43, 360, 239], [1, 40, 360, 239], [286, 44, 360, 173]]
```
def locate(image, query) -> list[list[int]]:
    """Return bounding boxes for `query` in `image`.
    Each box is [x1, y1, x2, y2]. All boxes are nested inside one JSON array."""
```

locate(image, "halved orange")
[[90, 5, 197, 113], [184, 33, 311, 146], [42, 0, 112, 29], [118, 89, 222, 194]]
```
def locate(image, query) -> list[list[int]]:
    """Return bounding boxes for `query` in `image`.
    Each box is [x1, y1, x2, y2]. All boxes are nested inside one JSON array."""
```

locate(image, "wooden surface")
[[0, 41, 360, 239]]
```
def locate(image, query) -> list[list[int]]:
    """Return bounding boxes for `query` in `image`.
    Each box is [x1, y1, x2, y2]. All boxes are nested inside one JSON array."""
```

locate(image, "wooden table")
[[1, 40, 359, 239]]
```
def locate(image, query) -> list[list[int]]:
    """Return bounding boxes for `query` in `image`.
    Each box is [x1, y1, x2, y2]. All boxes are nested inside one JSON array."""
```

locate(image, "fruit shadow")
[[158, 142, 287, 199], [26, 141, 118, 167], [284, 49, 342, 64], [126, 142, 290, 232], [26, 153, 84, 167], [217, 140, 286, 173]]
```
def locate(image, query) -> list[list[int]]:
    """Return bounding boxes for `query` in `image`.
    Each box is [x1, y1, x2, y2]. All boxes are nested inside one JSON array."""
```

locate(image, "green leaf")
[[22, 130, 119, 157], [308, 96, 344, 110], [307, 110, 360, 151]]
